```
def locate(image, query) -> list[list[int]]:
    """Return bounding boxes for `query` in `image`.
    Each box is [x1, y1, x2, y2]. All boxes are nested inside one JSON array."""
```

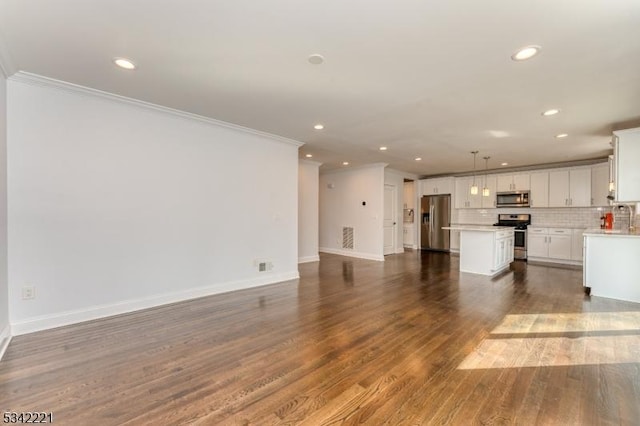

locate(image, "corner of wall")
[[0, 324, 11, 361]]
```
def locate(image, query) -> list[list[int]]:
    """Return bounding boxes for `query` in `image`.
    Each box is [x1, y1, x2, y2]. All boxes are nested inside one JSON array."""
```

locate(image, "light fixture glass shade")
[[470, 184, 478, 195], [482, 187, 490, 197]]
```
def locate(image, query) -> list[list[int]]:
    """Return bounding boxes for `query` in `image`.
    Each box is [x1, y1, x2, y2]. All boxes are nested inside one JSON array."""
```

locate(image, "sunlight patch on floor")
[[458, 311, 640, 369], [491, 312, 640, 334], [458, 335, 640, 369]]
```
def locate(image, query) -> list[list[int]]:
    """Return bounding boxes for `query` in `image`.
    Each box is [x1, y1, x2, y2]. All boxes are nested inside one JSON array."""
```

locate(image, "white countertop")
[[443, 225, 515, 232], [583, 228, 640, 238]]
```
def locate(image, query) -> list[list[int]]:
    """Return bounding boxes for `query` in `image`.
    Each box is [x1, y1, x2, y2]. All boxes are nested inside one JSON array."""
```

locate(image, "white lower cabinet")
[[571, 229, 586, 261], [403, 225, 414, 246], [528, 227, 582, 264], [494, 230, 515, 272]]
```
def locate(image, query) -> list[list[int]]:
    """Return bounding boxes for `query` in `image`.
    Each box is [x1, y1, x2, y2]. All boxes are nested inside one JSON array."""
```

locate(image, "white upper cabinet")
[[421, 177, 453, 196], [613, 127, 640, 202], [497, 173, 530, 192], [454, 177, 481, 209], [481, 175, 497, 208], [569, 168, 592, 207], [549, 170, 570, 207], [529, 172, 549, 208], [591, 163, 610, 207], [549, 168, 592, 207]]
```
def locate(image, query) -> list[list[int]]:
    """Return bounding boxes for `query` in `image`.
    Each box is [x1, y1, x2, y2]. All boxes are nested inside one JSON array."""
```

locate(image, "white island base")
[[444, 226, 515, 276]]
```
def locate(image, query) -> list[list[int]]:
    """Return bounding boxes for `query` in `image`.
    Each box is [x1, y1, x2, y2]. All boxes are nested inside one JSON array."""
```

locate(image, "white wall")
[[0, 69, 9, 357], [319, 164, 385, 261], [384, 170, 405, 254], [7, 74, 301, 334], [298, 160, 320, 263]]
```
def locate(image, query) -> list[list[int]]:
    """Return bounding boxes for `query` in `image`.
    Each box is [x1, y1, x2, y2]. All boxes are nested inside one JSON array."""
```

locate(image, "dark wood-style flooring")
[[1, 251, 640, 425]]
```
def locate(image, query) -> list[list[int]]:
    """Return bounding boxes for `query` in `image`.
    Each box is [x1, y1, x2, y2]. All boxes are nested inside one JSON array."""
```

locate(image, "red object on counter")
[[604, 212, 614, 230]]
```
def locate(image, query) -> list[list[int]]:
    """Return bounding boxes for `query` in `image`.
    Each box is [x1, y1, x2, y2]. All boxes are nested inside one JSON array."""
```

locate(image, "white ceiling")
[[1, 0, 639, 176]]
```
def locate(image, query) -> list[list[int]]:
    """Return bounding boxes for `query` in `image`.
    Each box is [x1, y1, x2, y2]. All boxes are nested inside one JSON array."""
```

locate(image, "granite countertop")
[[583, 228, 640, 238]]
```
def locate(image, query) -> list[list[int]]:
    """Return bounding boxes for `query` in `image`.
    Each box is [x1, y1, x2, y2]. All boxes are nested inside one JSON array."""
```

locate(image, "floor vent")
[[342, 227, 354, 249]]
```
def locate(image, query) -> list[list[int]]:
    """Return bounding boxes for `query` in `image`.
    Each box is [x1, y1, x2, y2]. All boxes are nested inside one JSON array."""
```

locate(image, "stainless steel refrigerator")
[[420, 195, 451, 251]]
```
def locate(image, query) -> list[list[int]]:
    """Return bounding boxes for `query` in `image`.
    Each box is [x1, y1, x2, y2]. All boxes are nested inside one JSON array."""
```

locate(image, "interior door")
[[383, 184, 396, 255]]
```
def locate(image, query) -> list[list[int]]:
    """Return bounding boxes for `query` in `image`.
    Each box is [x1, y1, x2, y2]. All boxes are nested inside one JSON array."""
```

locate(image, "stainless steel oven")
[[494, 214, 531, 260], [513, 229, 527, 260]]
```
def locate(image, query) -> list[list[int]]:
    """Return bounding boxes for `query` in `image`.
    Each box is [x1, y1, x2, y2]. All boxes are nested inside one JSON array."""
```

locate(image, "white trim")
[[299, 159, 322, 167], [395, 248, 406, 254], [385, 168, 419, 180], [319, 247, 384, 261], [0, 36, 17, 78], [10, 271, 300, 336], [298, 255, 320, 263], [0, 324, 11, 361], [8, 72, 304, 148]]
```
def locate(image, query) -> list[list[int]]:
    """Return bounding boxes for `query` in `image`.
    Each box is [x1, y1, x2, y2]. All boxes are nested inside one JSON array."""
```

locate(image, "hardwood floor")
[[2, 251, 640, 425]]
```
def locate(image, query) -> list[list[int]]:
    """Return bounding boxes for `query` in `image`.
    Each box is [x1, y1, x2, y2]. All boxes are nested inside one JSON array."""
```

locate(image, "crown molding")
[[420, 156, 610, 179], [8, 71, 304, 148]]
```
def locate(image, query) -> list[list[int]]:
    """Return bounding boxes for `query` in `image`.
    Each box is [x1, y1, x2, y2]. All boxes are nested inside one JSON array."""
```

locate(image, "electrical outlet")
[[22, 286, 36, 300], [254, 259, 273, 272]]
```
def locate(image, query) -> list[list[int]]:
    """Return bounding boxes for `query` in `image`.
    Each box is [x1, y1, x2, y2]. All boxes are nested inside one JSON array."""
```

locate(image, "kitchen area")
[[408, 127, 640, 304]]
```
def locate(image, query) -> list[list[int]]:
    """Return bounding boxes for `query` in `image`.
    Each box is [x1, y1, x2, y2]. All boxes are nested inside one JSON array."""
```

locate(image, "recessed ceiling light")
[[511, 45, 541, 61], [501, 162, 509, 166], [556, 133, 569, 138], [342, 161, 349, 166], [113, 57, 136, 70], [314, 124, 324, 130], [305, 154, 313, 158], [379, 146, 387, 151], [308, 54, 324, 65], [415, 157, 422, 161], [542, 108, 560, 116]]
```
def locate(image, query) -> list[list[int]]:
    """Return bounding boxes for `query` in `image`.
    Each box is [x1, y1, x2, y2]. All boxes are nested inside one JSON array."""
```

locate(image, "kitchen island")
[[583, 229, 640, 303], [443, 225, 515, 276]]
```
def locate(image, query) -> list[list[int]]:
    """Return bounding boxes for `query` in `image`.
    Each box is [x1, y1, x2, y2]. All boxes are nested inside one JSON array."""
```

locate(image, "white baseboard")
[[527, 257, 583, 268], [319, 247, 384, 261], [10, 271, 300, 336], [0, 324, 11, 362], [395, 248, 405, 254], [298, 255, 320, 263]]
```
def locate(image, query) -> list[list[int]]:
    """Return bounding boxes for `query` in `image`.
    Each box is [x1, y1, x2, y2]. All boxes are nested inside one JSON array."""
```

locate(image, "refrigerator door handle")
[[429, 204, 434, 247]]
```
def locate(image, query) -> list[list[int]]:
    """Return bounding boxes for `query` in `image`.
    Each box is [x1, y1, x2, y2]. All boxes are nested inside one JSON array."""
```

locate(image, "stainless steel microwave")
[[496, 191, 530, 208]]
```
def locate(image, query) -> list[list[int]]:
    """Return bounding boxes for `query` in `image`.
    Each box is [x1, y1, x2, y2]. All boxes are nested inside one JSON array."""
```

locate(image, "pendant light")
[[482, 156, 491, 197], [470, 151, 479, 195]]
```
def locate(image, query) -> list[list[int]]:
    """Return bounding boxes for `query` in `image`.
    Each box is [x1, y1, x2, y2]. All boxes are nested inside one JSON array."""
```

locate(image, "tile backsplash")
[[453, 206, 638, 229]]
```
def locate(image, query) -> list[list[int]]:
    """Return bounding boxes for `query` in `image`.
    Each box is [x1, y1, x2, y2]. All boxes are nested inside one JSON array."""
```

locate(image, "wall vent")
[[342, 227, 354, 250]]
